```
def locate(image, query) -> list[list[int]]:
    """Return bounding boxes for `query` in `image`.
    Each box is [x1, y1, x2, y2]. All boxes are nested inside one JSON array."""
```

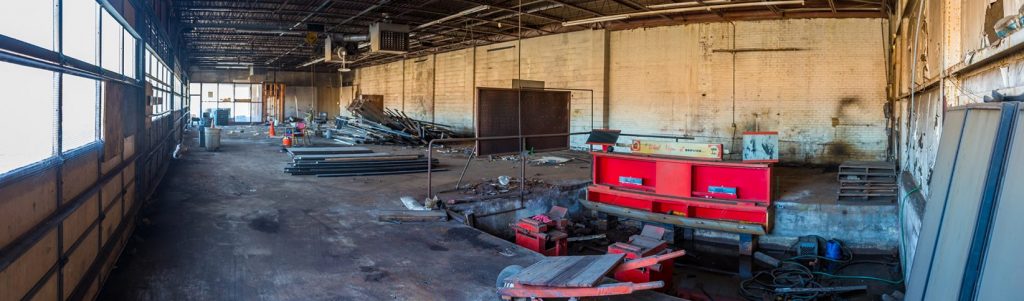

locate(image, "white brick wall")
[[355, 19, 889, 163], [609, 19, 888, 163]]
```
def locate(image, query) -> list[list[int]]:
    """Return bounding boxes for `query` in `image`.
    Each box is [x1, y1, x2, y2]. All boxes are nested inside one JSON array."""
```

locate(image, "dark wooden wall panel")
[[475, 88, 570, 155]]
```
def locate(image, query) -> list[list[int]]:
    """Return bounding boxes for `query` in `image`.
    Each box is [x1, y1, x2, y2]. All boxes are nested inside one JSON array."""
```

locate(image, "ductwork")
[[333, 34, 369, 42]]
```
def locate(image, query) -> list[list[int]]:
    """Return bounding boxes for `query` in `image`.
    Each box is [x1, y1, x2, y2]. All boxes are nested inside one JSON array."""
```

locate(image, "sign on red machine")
[[584, 131, 773, 234]]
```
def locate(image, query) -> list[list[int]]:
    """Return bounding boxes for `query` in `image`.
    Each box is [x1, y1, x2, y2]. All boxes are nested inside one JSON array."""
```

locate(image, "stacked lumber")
[[284, 146, 444, 177], [837, 161, 897, 202], [330, 99, 459, 145]]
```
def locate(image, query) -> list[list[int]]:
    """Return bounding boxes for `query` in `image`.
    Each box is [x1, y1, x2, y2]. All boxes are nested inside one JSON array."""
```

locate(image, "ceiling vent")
[[369, 23, 410, 54]]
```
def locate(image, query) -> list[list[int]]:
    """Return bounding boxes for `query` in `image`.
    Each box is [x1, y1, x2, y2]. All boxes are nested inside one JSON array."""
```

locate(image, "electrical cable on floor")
[[739, 239, 904, 300]]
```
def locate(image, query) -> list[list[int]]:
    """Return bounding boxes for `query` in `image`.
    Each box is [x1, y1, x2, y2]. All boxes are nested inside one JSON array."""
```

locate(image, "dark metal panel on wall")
[[475, 87, 570, 156]]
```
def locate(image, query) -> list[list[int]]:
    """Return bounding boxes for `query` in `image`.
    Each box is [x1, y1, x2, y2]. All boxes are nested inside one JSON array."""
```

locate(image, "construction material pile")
[[284, 146, 445, 177], [330, 99, 459, 145]]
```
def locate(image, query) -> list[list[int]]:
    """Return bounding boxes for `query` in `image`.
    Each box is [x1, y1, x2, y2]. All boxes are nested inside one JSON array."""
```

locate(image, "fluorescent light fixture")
[[338, 67, 352, 72], [415, 5, 490, 30], [561, 15, 630, 27], [563, 0, 804, 27], [647, 0, 731, 9], [299, 57, 325, 67]]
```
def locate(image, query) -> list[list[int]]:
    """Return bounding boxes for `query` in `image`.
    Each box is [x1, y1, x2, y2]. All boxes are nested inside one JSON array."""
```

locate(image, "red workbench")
[[586, 151, 773, 232]]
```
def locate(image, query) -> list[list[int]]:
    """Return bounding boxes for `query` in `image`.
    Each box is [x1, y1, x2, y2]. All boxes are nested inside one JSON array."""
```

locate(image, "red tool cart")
[[607, 225, 676, 293], [512, 206, 569, 256]]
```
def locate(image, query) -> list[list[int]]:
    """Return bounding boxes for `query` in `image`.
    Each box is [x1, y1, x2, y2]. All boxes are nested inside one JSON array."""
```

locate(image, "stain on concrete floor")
[[98, 127, 678, 301]]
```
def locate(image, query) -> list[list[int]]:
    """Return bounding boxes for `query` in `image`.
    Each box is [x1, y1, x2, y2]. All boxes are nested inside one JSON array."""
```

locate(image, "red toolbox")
[[587, 151, 772, 229]]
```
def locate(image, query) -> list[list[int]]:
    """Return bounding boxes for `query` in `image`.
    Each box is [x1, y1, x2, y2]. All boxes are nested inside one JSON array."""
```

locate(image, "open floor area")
[[3, 1, 1024, 300]]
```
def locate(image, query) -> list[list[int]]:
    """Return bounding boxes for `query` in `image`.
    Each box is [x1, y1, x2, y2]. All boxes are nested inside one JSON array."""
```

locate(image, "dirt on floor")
[[98, 126, 677, 301]]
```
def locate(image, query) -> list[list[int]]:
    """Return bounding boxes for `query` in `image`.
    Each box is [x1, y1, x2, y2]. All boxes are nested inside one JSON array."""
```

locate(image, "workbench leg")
[[596, 212, 618, 231], [738, 234, 757, 279]]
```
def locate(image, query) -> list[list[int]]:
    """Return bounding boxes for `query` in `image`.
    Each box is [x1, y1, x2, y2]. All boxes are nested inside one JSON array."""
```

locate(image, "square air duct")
[[369, 23, 410, 54]]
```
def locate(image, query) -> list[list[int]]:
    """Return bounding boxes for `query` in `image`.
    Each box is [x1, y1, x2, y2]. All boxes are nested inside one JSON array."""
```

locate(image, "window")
[[218, 84, 233, 102], [62, 74, 99, 151], [101, 9, 122, 73], [63, 0, 98, 64], [0, 0, 55, 50], [0, 62, 55, 173], [124, 29, 136, 78]]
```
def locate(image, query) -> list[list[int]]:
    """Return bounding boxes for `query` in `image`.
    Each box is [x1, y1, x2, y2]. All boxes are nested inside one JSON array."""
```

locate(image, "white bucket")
[[205, 128, 222, 151]]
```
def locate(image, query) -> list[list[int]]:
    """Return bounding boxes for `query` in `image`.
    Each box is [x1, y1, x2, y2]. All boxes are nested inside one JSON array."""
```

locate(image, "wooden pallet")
[[838, 161, 897, 203]]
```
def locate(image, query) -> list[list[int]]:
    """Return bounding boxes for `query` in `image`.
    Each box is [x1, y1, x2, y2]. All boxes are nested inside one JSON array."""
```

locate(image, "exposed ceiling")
[[174, 0, 887, 71]]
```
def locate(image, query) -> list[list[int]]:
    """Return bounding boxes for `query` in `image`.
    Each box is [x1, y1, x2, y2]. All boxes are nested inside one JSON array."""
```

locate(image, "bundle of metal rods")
[[284, 147, 445, 177], [331, 99, 459, 145]]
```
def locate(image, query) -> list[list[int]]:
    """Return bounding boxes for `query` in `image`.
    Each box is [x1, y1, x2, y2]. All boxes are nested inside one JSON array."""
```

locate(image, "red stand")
[[607, 225, 676, 293], [513, 206, 569, 256]]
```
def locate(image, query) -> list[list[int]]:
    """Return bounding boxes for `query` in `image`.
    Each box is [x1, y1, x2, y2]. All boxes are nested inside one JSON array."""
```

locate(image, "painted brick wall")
[[403, 56, 434, 121], [354, 19, 888, 163], [609, 18, 888, 164], [434, 49, 475, 133]]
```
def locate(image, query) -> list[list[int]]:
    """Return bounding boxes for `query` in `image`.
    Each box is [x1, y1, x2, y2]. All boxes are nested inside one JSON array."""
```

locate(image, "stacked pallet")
[[284, 147, 444, 177], [837, 161, 897, 202]]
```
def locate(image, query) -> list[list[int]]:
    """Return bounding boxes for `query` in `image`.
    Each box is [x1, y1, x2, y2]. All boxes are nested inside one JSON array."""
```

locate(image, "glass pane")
[[0, 0, 54, 49], [235, 84, 251, 100], [218, 83, 233, 102], [190, 83, 201, 94], [124, 31, 136, 78], [233, 103, 250, 122], [101, 9, 122, 73], [190, 95, 202, 117], [63, 0, 97, 64], [251, 103, 263, 123], [0, 62, 55, 173], [62, 74, 98, 151], [201, 83, 217, 102]]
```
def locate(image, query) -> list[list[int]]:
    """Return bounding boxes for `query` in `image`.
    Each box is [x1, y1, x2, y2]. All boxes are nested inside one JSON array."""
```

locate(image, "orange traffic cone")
[[282, 136, 292, 147], [268, 124, 276, 137]]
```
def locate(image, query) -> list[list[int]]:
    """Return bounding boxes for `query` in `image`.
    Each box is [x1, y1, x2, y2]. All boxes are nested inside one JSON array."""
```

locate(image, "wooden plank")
[[508, 254, 624, 288], [376, 210, 448, 222]]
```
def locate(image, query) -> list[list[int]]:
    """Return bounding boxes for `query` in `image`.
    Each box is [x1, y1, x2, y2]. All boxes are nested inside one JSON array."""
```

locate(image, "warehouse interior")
[[2, 0, 1023, 300]]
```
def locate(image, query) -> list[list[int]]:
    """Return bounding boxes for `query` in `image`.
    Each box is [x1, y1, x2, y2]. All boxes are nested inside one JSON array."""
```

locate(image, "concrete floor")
[[98, 127, 680, 301]]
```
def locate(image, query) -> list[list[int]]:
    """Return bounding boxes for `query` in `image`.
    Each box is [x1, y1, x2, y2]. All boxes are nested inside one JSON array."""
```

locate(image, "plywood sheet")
[[976, 108, 1024, 300], [0, 230, 57, 301], [63, 228, 98, 297], [62, 195, 99, 248], [62, 152, 99, 203], [101, 173, 123, 210], [102, 198, 123, 243], [27, 272, 57, 301], [476, 88, 570, 155], [124, 182, 136, 214], [0, 167, 57, 247]]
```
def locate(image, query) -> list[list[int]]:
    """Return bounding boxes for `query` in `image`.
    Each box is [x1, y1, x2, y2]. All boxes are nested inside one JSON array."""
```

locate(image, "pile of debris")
[[283, 146, 444, 177], [330, 99, 459, 145]]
